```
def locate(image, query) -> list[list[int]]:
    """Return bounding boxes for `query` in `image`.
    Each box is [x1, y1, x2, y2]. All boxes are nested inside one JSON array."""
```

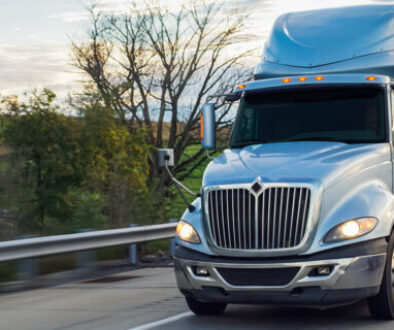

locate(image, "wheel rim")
[[391, 251, 394, 297], [392, 249, 394, 290]]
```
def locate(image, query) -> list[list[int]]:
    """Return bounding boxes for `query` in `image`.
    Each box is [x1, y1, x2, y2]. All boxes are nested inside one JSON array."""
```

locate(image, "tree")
[[0, 90, 83, 230], [0, 90, 153, 233], [72, 1, 253, 198], [79, 104, 153, 227]]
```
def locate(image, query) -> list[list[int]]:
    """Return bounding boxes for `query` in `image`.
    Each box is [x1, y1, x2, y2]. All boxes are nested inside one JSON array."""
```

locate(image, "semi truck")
[[173, 4, 394, 319]]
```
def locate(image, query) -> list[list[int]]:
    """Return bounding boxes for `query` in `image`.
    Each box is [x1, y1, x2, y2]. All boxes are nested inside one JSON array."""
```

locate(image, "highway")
[[1, 266, 394, 330]]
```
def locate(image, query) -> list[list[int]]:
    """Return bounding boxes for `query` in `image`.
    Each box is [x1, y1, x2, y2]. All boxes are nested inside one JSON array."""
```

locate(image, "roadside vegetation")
[[0, 0, 252, 240], [0, 90, 156, 237]]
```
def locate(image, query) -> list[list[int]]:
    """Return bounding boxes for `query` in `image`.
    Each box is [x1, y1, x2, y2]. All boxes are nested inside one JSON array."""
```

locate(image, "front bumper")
[[174, 239, 387, 307]]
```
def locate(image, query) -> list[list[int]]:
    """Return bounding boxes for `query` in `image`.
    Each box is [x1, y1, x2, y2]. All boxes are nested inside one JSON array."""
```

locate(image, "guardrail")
[[0, 223, 177, 263]]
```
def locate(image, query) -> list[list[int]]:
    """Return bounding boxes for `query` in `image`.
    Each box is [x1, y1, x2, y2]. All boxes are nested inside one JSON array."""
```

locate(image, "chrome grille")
[[207, 187, 311, 250]]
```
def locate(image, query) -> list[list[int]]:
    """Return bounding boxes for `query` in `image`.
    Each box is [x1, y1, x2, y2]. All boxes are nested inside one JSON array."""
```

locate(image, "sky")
[[0, 0, 392, 101]]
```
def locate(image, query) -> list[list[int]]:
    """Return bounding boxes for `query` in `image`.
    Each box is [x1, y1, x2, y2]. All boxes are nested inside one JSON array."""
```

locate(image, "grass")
[[165, 144, 219, 220], [0, 262, 17, 282]]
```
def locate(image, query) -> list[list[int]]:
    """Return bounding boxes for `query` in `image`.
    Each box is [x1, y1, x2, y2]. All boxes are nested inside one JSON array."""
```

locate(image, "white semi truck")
[[173, 4, 394, 319]]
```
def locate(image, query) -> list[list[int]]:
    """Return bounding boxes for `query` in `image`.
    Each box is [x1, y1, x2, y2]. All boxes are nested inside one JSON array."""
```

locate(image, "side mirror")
[[200, 103, 216, 150]]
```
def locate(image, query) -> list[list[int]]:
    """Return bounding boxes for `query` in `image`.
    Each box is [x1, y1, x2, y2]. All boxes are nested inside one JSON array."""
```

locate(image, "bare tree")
[[72, 1, 254, 197]]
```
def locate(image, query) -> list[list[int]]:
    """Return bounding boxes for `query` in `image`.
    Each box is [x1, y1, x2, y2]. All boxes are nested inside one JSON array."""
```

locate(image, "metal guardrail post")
[[76, 229, 96, 271], [18, 257, 38, 282], [169, 219, 178, 256], [18, 235, 38, 282], [129, 224, 138, 264]]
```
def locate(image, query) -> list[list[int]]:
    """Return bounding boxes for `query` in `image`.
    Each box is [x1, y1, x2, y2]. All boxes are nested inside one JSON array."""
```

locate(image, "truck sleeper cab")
[[174, 5, 394, 319]]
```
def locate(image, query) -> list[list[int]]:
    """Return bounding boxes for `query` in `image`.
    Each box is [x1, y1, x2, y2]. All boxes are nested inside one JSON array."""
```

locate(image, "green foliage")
[[0, 90, 152, 234], [1, 90, 83, 231], [79, 105, 155, 227], [59, 189, 107, 233], [166, 144, 219, 220]]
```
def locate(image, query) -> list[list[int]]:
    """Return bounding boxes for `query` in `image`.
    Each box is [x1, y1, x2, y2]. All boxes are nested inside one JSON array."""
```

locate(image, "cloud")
[[2, 0, 272, 102], [0, 43, 82, 101], [87, 0, 273, 16], [3, 0, 385, 102], [49, 11, 90, 23]]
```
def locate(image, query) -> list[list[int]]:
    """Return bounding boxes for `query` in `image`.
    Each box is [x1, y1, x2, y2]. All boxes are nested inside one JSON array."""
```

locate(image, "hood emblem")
[[251, 180, 263, 193]]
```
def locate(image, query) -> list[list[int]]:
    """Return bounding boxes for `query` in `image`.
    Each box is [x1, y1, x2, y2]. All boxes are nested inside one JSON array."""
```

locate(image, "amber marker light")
[[237, 84, 246, 90], [314, 76, 325, 81], [298, 77, 308, 82], [282, 78, 292, 83], [366, 76, 377, 81], [200, 114, 203, 140]]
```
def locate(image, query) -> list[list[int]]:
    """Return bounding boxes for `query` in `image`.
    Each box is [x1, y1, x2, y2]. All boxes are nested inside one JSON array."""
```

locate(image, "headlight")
[[176, 221, 200, 244], [324, 217, 378, 243]]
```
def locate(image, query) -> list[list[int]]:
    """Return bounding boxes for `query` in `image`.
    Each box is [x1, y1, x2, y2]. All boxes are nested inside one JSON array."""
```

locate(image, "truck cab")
[[174, 5, 394, 319]]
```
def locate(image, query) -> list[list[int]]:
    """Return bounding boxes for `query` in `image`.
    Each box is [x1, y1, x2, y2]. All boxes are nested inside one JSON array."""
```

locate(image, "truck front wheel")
[[185, 296, 227, 315], [367, 231, 394, 319]]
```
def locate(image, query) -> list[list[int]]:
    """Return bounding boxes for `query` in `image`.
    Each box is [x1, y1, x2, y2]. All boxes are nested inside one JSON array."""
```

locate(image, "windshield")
[[230, 86, 387, 148]]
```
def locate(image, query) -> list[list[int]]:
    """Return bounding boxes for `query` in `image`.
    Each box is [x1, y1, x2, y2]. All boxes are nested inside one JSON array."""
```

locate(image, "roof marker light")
[[366, 76, 377, 81], [298, 77, 308, 82], [237, 84, 246, 90], [314, 76, 324, 81], [282, 78, 292, 83]]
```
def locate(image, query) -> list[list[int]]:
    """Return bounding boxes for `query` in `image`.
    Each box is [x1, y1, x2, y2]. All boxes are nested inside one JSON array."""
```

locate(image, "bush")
[[0, 90, 154, 234]]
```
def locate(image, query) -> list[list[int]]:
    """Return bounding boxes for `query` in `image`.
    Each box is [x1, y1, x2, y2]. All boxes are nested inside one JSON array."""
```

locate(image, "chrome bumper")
[[174, 253, 386, 292]]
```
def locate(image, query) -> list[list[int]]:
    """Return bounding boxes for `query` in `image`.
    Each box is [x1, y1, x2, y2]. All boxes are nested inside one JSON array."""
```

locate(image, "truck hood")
[[202, 142, 391, 188]]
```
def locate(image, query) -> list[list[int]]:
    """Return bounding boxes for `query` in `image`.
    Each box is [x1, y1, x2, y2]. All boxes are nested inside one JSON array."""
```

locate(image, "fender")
[[307, 161, 394, 254], [176, 197, 215, 256]]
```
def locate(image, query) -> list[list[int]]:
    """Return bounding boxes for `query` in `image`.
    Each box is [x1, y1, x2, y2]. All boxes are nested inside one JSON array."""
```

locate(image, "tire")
[[185, 296, 227, 315], [367, 231, 394, 319]]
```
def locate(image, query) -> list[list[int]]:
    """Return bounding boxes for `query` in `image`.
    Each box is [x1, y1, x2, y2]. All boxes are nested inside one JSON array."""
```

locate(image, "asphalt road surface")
[[1, 266, 394, 330]]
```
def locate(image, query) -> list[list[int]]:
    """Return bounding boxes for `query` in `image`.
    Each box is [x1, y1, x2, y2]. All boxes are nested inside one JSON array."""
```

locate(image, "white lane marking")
[[128, 311, 194, 330]]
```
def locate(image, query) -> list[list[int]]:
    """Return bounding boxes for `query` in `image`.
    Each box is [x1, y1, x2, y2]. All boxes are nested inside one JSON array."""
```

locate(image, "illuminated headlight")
[[176, 221, 200, 244], [324, 217, 378, 243]]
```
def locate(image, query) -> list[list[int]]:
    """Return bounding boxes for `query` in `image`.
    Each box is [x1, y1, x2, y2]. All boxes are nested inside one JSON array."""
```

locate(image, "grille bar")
[[207, 186, 311, 251]]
